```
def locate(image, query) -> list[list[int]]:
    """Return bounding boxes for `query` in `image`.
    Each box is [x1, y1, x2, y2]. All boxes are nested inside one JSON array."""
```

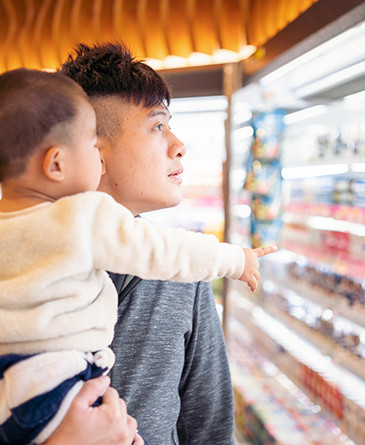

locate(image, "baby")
[[0, 68, 276, 444]]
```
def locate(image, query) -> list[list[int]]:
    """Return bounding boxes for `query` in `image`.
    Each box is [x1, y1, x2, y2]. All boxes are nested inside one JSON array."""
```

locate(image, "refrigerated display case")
[[228, 20, 365, 445]]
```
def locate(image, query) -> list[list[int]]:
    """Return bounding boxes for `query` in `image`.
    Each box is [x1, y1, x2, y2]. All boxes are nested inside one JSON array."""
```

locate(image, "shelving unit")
[[228, 284, 363, 444], [228, 85, 365, 443], [228, 162, 365, 443], [261, 258, 365, 381]]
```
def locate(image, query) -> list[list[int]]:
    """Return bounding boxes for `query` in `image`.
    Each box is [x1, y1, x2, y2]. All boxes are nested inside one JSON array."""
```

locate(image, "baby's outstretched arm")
[[239, 245, 277, 292], [50, 193, 277, 285]]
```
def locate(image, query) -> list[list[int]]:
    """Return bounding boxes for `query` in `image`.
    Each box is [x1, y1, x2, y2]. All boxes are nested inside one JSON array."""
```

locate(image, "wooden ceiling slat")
[[266, 0, 281, 42], [71, 0, 98, 48], [2, 0, 18, 70], [166, 0, 194, 57], [112, 0, 124, 43], [92, 0, 119, 45], [190, 0, 219, 54], [91, 0, 103, 44], [55, 0, 89, 65], [160, 0, 171, 55], [0, 1, 8, 45], [18, 0, 36, 67], [0, 0, 325, 72], [52, 0, 68, 66], [186, 0, 197, 52], [246, 0, 261, 46], [247, 0, 320, 47], [136, 0, 148, 57], [70, 0, 83, 47], [138, 0, 169, 60], [239, 0, 250, 47], [32, 0, 53, 68], [216, 0, 249, 52], [43, 0, 68, 68], [300, 0, 317, 14], [279, 0, 296, 29], [113, 0, 145, 58], [287, 0, 306, 24]]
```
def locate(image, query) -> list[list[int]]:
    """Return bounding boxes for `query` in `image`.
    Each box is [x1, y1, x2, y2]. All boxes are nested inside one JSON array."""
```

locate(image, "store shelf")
[[260, 251, 365, 374], [282, 162, 365, 180], [227, 285, 365, 444], [265, 246, 364, 297], [261, 286, 365, 381], [229, 317, 355, 445], [282, 234, 365, 280], [276, 278, 365, 330], [285, 201, 365, 223], [284, 210, 365, 236]]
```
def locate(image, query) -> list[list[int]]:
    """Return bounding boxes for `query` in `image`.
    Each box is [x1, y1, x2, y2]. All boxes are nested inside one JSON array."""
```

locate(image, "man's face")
[[98, 101, 186, 216]]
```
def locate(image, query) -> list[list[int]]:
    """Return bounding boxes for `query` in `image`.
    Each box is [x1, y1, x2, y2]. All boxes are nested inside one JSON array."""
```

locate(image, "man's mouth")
[[168, 167, 184, 183]]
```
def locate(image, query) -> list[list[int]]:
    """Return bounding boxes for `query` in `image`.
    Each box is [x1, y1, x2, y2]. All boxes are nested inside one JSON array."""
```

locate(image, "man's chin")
[[143, 197, 183, 214], [164, 195, 183, 209]]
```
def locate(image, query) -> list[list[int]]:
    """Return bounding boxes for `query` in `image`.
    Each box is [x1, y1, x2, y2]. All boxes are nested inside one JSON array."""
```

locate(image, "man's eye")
[[155, 124, 163, 131]]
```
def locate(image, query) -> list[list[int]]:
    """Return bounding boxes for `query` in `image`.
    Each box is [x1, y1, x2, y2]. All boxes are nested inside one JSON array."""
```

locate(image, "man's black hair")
[[60, 42, 171, 107]]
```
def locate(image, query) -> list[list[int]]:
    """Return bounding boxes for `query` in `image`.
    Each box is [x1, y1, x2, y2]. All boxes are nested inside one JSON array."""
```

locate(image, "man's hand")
[[239, 245, 277, 292], [44, 376, 142, 445]]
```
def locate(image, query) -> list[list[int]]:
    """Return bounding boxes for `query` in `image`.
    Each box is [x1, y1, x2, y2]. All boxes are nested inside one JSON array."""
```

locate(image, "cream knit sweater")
[[0, 191, 245, 361]]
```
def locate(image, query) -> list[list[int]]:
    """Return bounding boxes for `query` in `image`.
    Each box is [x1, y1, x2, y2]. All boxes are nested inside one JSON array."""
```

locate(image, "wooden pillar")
[[221, 61, 241, 336]]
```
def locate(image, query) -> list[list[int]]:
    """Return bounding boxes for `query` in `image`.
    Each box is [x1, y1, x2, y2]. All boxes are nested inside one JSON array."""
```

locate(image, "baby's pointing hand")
[[239, 245, 277, 292]]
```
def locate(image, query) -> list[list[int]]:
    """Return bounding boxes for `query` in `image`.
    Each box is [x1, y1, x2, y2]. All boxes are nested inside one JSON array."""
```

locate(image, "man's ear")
[[97, 137, 110, 175], [42, 146, 65, 182]]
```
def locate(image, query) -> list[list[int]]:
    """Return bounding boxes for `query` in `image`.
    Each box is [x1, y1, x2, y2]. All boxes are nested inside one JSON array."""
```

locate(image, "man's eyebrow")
[[147, 109, 171, 120]]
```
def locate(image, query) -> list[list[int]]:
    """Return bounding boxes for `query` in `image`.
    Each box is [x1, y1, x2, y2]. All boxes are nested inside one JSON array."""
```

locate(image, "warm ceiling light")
[[238, 45, 257, 60], [146, 58, 164, 70], [187, 52, 212, 66], [147, 45, 257, 70], [163, 55, 187, 69], [212, 49, 240, 64]]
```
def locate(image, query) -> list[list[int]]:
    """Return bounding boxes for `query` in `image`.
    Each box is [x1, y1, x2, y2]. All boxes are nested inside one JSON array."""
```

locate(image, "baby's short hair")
[[0, 68, 88, 181]]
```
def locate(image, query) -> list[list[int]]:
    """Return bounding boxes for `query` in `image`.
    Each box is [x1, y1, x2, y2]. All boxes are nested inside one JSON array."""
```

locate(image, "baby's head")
[[0, 68, 102, 197]]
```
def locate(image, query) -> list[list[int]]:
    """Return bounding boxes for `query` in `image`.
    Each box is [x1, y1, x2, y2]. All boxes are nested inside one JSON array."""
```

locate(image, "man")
[[61, 42, 235, 444]]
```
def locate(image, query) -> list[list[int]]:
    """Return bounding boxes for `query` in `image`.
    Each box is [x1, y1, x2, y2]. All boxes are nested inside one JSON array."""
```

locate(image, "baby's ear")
[[42, 146, 65, 182]]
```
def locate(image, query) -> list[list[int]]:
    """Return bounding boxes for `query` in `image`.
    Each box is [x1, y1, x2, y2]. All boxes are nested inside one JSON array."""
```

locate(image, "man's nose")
[[169, 133, 186, 159]]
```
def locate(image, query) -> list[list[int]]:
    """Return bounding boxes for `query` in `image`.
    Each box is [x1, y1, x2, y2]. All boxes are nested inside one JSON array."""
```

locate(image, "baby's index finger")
[[254, 245, 277, 257]]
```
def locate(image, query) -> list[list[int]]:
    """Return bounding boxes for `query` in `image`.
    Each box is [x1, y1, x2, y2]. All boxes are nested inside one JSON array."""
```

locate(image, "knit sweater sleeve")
[[80, 192, 245, 282]]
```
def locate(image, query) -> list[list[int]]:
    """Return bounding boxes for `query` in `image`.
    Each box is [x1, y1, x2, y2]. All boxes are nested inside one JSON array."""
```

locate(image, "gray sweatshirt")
[[109, 274, 235, 445]]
